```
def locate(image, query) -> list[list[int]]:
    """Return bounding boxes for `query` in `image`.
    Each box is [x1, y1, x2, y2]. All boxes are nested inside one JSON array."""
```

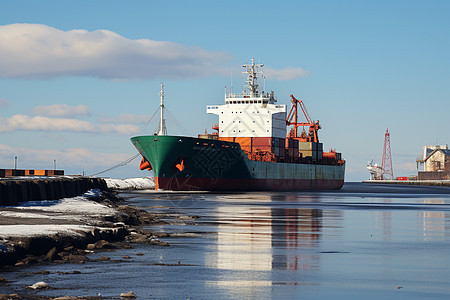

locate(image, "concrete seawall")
[[362, 180, 450, 187], [0, 177, 109, 205]]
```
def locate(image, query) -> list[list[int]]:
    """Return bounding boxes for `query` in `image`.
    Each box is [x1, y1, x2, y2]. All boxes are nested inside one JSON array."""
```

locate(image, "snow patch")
[[105, 177, 155, 190], [16, 196, 117, 216], [0, 224, 92, 238]]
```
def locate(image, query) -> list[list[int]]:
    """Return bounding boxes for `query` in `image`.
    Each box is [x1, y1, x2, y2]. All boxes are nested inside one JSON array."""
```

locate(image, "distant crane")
[[381, 129, 394, 180]]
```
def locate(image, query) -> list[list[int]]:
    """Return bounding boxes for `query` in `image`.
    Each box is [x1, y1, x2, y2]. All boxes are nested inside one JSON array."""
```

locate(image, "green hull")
[[131, 135, 345, 191]]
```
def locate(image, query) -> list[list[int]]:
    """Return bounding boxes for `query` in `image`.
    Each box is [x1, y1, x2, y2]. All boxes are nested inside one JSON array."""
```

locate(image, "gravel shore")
[[0, 188, 169, 299]]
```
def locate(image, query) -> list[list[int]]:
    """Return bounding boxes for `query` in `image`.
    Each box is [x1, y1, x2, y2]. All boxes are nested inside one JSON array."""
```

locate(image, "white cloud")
[[264, 66, 309, 81], [0, 98, 8, 108], [0, 114, 138, 135], [0, 144, 130, 170], [0, 23, 231, 80], [98, 113, 150, 124], [31, 104, 90, 117]]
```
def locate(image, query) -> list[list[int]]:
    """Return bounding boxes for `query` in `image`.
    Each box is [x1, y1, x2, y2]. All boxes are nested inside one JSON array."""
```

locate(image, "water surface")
[[1, 183, 450, 299]]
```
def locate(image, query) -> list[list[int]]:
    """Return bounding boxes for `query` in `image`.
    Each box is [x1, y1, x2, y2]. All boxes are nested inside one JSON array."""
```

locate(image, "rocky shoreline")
[[0, 190, 171, 299]]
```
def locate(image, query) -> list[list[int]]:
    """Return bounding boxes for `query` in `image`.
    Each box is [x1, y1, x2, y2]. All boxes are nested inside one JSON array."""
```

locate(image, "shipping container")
[[299, 142, 319, 151], [252, 137, 272, 146], [317, 151, 323, 160], [35, 170, 46, 176], [15, 169, 25, 176], [299, 150, 313, 158], [218, 137, 235, 143]]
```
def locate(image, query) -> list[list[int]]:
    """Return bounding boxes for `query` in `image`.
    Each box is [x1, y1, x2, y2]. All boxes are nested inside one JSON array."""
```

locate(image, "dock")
[[362, 180, 450, 187]]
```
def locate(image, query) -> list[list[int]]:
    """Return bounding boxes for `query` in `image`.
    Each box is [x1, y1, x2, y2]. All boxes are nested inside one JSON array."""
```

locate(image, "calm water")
[[1, 183, 450, 299]]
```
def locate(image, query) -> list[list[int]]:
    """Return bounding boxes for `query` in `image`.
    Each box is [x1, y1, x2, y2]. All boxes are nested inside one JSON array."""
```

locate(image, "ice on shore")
[[104, 177, 155, 190], [0, 189, 118, 239], [0, 224, 91, 238], [0, 178, 154, 240]]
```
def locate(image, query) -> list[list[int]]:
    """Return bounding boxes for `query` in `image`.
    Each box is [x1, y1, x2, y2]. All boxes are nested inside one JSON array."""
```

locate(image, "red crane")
[[286, 94, 321, 143]]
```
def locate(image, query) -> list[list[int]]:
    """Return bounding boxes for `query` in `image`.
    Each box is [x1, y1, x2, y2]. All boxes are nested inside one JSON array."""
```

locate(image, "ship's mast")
[[157, 82, 167, 135], [243, 58, 264, 97]]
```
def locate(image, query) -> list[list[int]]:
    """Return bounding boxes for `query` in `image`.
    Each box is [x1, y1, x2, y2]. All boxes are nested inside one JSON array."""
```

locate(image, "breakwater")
[[0, 177, 108, 205], [362, 180, 450, 187]]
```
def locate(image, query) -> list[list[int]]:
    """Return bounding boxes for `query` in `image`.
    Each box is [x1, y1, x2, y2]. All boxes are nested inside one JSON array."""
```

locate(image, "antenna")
[[157, 82, 167, 135], [231, 72, 233, 94], [242, 58, 264, 97]]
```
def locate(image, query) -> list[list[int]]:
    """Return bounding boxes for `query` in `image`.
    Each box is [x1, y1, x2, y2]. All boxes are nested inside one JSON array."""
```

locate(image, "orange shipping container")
[[219, 137, 235, 143], [35, 170, 46, 176], [235, 137, 252, 148]]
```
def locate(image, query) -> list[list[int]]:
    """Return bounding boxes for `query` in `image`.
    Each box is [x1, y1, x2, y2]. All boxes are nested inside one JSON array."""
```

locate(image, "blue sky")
[[0, 0, 449, 181]]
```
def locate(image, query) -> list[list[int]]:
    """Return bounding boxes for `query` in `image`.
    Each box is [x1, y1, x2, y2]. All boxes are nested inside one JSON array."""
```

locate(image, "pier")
[[362, 180, 450, 187], [0, 177, 108, 205]]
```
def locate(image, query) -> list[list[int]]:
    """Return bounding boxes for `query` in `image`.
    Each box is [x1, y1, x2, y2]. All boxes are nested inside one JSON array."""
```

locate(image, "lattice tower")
[[381, 129, 394, 180]]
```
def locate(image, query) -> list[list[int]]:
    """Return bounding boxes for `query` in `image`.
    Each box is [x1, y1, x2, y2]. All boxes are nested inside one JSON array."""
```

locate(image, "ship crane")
[[286, 94, 321, 143]]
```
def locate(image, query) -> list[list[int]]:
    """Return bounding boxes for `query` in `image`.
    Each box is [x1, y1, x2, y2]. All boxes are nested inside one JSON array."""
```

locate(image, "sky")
[[0, 0, 449, 181]]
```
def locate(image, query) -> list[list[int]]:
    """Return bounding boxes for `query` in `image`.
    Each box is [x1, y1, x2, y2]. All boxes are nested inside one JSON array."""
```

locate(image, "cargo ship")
[[131, 59, 345, 191]]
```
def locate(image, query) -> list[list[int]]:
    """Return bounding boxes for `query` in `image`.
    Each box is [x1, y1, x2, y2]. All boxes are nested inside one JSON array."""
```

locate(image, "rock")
[[67, 254, 88, 263], [120, 291, 137, 298], [94, 240, 115, 249], [130, 234, 149, 244], [122, 255, 131, 259], [0, 295, 21, 300], [86, 243, 96, 250], [63, 246, 74, 252], [0, 277, 9, 283], [27, 281, 49, 289], [45, 247, 59, 261], [22, 255, 38, 265], [136, 253, 144, 256], [153, 232, 170, 238], [29, 270, 50, 275], [98, 256, 111, 261]]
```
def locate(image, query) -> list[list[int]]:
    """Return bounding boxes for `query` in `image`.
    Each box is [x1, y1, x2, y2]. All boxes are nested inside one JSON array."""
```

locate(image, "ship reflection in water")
[[205, 193, 342, 296]]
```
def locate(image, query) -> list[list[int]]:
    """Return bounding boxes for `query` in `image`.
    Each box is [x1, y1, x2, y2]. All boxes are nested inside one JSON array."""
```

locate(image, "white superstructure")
[[207, 58, 286, 139]]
